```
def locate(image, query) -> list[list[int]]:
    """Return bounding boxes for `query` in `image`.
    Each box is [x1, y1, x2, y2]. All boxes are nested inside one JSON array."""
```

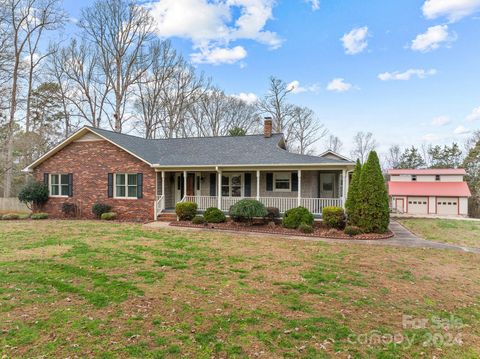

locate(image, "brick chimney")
[[264, 117, 273, 138]]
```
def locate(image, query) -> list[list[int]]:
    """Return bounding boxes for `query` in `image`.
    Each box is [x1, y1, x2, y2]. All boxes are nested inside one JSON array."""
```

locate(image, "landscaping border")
[[169, 221, 394, 240]]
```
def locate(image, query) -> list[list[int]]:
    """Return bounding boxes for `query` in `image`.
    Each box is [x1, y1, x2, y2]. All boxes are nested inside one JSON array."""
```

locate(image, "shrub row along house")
[[24, 119, 355, 222]]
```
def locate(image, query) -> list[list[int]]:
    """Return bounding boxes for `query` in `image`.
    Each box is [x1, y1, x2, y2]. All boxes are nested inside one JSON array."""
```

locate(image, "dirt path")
[[144, 220, 480, 254]]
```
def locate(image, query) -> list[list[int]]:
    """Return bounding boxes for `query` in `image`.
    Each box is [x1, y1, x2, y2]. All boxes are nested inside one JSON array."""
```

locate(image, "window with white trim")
[[221, 174, 242, 197], [115, 174, 138, 198], [50, 174, 69, 197], [274, 172, 291, 192]]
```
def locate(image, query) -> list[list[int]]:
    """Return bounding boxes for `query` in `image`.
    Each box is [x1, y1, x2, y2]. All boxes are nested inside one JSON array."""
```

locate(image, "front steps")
[[157, 212, 177, 222]]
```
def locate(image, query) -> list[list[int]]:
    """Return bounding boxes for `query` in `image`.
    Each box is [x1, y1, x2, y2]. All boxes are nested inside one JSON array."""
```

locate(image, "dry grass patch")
[[0, 220, 479, 358]]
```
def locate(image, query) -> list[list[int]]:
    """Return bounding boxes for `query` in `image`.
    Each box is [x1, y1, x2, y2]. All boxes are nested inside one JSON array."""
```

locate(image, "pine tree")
[[397, 146, 425, 169], [357, 151, 390, 233], [345, 159, 362, 226]]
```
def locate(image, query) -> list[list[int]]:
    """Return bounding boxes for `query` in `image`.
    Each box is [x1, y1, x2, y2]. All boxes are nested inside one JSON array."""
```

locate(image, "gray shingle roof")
[[89, 127, 353, 167]]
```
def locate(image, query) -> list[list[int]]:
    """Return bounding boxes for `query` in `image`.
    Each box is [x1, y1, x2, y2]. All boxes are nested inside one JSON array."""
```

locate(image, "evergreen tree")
[[397, 146, 425, 169], [228, 127, 247, 136], [345, 159, 362, 226], [357, 151, 390, 233], [429, 143, 463, 168], [462, 140, 480, 217]]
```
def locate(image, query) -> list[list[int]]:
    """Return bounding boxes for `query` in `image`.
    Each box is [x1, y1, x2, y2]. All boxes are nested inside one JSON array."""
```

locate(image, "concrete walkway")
[[144, 220, 480, 254]]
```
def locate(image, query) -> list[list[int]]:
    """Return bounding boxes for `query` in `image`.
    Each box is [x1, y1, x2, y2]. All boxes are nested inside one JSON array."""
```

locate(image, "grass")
[[399, 218, 480, 247], [0, 220, 479, 358]]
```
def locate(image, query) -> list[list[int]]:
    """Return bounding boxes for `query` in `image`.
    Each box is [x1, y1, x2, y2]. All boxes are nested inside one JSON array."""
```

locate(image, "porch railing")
[[179, 196, 344, 215], [183, 195, 217, 211], [155, 195, 165, 218]]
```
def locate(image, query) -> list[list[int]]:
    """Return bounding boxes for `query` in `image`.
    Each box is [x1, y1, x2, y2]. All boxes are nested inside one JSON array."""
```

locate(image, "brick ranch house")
[[24, 120, 355, 222], [388, 168, 471, 217]]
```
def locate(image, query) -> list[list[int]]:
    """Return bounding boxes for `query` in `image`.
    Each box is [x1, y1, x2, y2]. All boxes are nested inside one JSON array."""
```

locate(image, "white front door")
[[175, 174, 183, 203], [320, 173, 335, 198]]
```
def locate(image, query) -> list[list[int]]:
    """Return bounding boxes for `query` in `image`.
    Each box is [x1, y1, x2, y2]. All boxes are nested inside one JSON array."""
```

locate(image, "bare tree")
[[290, 106, 327, 155], [257, 76, 295, 144], [49, 39, 111, 129], [350, 131, 377, 163], [1, 0, 65, 197], [134, 41, 181, 139], [385, 144, 402, 169], [325, 135, 343, 153], [79, 0, 154, 132]]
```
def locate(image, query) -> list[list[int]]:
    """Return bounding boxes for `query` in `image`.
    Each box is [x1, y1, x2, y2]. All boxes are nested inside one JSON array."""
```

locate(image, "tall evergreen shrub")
[[357, 151, 390, 233], [345, 160, 362, 226]]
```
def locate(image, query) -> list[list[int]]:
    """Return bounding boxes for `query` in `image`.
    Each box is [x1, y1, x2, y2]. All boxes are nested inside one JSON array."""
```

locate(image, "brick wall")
[[33, 140, 156, 222]]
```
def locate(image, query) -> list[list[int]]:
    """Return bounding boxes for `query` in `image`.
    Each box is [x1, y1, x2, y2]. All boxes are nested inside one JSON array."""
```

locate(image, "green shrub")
[[322, 206, 346, 229], [345, 160, 362, 226], [265, 207, 280, 220], [31, 213, 48, 220], [344, 226, 363, 237], [101, 212, 117, 220], [298, 222, 314, 234], [282, 207, 314, 229], [357, 151, 390, 233], [204, 207, 226, 223], [92, 203, 112, 218], [2, 213, 20, 220], [18, 213, 31, 219], [192, 216, 206, 225], [229, 199, 267, 223], [175, 202, 198, 221], [18, 181, 49, 210]]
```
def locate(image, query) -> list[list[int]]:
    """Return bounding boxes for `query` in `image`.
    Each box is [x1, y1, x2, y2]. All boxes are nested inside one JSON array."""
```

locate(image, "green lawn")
[[399, 218, 480, 248], [1, 221, 479, 358]]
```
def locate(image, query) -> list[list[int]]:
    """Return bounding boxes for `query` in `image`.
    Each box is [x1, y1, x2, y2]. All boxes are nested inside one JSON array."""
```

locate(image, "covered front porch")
[[154, 167, 351, 219]]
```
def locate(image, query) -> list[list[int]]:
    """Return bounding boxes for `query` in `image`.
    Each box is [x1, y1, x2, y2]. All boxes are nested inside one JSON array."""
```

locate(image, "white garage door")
[[437, 197, 458, 216], [408, 197, 428, 214]]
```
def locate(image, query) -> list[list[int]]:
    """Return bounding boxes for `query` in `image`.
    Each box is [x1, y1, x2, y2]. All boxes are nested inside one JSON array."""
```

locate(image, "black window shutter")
[[292, 172, 298, 192], [44, 173, 49, 186], [108, 173, 114, 198], [266, 173, 273, 191], [244, 173, 252, 197], [68, 173, 74, 197], [137, 173, 143, 199], [210, 173, 216, 196]]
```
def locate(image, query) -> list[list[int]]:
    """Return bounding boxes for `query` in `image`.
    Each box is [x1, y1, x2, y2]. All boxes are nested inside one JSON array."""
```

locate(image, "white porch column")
[[183, 171, 187, 199], [217, 169, 222, 209], [297, 170, 302, 207], [342, 169, 347, 208], [161, 171, 165, 196], [256, 170, 260, 201]]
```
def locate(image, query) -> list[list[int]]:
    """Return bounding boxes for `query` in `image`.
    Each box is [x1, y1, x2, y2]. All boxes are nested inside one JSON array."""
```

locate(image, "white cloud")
[[466, 106, 480, 122], [422, 0, 480, 22], [411, 25, 456, 52], [233, 92, 258, 104], [148, 0, 282, 65], [378, 68, 437, 81], [190, 46, 247, 65], [306, 0, 320, 11], [341, 26, 369, 55], [287, 80, 320, 94], [454, 125, 471, 135], [326, 78, 353, 92], [431, 115, 451, 126]]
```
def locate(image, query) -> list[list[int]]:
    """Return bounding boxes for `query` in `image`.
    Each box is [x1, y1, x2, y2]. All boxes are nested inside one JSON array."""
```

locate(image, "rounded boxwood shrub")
[[282, 206, 314, 229], [92, 203, 112, 219], [344, 225, 363, 237], [101, 212, 117, 220], [175, 202, 198, 221], [31, 213, 48, 220], [229, 199, 267, 223], [2, 213, 20, 220], [192, 215, 206, 225], [322, 206, 346, 230], [298, 222, 314, 234], [204, 207, 226, 223], [18, 181, 49, 210]]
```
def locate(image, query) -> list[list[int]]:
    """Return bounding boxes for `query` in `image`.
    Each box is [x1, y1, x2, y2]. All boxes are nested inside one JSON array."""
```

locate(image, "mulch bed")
[[170, 221, 394, 240]]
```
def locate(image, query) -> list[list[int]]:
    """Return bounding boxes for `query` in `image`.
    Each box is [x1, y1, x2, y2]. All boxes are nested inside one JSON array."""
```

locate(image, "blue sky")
[[64, 0, 480, 155]]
